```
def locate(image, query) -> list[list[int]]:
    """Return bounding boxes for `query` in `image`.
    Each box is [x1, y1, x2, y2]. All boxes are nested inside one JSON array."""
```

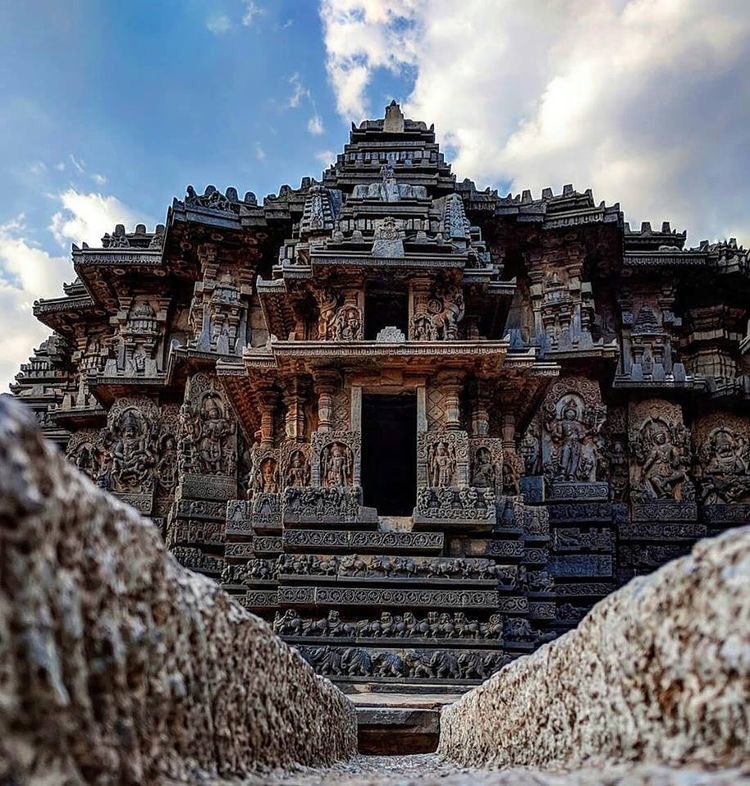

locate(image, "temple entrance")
[[362, 392, 417, 515]]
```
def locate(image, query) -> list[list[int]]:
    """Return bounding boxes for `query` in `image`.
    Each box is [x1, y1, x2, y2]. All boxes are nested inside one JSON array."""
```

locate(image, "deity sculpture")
[[631, 418, 691, 501], [111, 409, 154, 492], [546, 400, 588, 480], [333, 305, 362, 341], [257, 458, 279, 493], [471, 447, 496, 489], [286, 450, 309, 487], [316, 289, 338, 340], [322, 442, 352, 488], [196, 394, 234, 475], [156, 435, 178, 491], [412, 285, 464, 341], [544, 395, 603, 482], [697, 427, 750, 503], [177, 402, 196, 474], [429, 441, 456, 488]]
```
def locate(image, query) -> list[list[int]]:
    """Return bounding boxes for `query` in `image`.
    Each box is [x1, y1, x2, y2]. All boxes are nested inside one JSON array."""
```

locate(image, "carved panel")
[[310, 429, 361, 487], [628, 399, 694, 504], [693, 412, 750, 503], [541, 377, 606, 483], [469, 438, 503, 495], [178, 373, 237, 482]]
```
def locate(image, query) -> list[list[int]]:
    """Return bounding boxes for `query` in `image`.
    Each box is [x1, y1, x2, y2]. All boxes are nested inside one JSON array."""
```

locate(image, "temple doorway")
[[361, 392, 417, 515]]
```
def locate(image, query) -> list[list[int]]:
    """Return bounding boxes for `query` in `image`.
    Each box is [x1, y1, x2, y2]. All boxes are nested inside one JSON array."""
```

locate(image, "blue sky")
[[2, 0, 749, 389], [0, 0, 377, 232]]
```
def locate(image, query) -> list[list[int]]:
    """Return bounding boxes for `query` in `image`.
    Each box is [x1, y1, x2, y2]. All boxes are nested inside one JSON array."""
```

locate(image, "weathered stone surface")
[[172, 754, 750, 785], [439, 527, 750, 771], [0, 396, 356, 785]]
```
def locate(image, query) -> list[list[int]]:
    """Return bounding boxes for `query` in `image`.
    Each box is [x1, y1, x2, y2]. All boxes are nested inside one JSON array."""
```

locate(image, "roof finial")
[[384, 100, 405, 133]]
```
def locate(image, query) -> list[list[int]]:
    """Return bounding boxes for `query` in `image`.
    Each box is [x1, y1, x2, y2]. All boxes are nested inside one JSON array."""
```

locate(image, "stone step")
[[350, 691, 461, 755], [378, 515, 415, 531]]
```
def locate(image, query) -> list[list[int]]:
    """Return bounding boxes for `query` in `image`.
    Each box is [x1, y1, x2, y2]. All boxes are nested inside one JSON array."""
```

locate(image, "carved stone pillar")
[[283, 378, 307, 441], [470, 382, 492, 437], [409, 276, 432, 340], [315, 370, 340, 433], [437, 372, 464, 430], [256, 388, 278, 448], [350, 385, 362, 432], [416, 384, 428, 433], [501, 413, 516, 450]]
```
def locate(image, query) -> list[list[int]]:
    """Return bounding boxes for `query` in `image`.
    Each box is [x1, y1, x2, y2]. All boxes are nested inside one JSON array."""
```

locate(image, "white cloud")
[[54, 161, 65, 172], [68, 153, 86, 174], [308, 113, 325, 135], [320, 0, 419, 119], [207, 14, 232, 34], [91, 173, 107, 186], [288, 72, 310, 108], [28, 161, 47, 176], [0, 216, 72, 390], [315, 149, 337, 167], [320, 0, 750, 245], [255, 143, 266, 161], [242, 0, 263, 27], [49, 189, 146, 247]]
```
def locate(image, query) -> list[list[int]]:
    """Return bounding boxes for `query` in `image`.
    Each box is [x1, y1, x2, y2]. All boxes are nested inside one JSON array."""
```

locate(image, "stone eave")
[[542, 207, 621, 230], [169, 199, 246, 231], [33, 295, 103, 334], [87, 373, 169, 406], [233, 339, 541, 379], [538, 340, 619, 363], [165, 344, 239, 386], [266, 338, 511, 360], [51, 402, 107, 428], [612, 375, 707, 393], [34, 294, 96, 314], [624, 251, 709, 268], [73, 248, 164, 269], [308, 251, 467, 271], [486, 280, 517, 298], [257, 277, 295, 340]]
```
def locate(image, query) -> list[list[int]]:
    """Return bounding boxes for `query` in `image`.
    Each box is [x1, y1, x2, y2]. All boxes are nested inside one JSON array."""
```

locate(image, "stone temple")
[[12, 101, 750, 689]]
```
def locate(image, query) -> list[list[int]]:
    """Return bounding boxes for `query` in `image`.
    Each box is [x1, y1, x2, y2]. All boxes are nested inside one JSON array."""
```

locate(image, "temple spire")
[[383, 99, 405, 133]]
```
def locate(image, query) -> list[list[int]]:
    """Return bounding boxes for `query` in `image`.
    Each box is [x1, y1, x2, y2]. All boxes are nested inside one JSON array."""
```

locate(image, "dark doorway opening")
[[364, 286, 409, 340], [361, 392, 417, 515]]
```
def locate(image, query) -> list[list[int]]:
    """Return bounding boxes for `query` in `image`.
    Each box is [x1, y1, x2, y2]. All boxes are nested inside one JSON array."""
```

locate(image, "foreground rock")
[[0, 397, 357, 785], [440, 526, 750, 771], [168, 754, 750, 785]]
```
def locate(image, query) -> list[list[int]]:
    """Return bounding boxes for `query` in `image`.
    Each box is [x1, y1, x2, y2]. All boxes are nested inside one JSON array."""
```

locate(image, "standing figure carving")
[[196, 393, 235, 475], [286, 450, 310, 487], [542, 384, 606, 483], [429, 441, 456, 488], [322, 442, 353, 488]]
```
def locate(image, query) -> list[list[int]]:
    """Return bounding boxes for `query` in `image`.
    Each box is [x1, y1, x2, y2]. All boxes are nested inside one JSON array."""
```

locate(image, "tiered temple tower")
[[12, 103, 750, 689]]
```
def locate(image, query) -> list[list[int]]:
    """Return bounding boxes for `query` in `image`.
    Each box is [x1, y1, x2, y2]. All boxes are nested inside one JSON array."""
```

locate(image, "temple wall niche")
[[541, 377, 607, 485], [64, 397, 179, 519], [693, 412, 750, 504]]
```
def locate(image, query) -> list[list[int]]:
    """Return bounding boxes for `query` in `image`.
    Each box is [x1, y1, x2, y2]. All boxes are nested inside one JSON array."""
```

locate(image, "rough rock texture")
[[166, 754, 750, 785], [440, 526, 750, 772], [0, 396, 357, 786]]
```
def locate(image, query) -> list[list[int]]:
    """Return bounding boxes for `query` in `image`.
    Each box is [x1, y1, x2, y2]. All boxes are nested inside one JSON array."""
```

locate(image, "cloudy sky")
[[2, 0, 749, 389]]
